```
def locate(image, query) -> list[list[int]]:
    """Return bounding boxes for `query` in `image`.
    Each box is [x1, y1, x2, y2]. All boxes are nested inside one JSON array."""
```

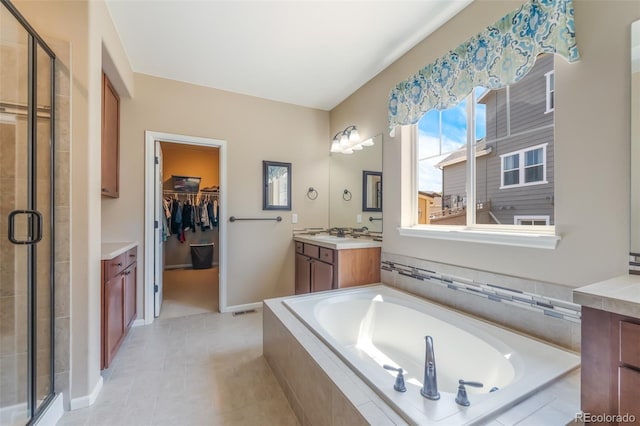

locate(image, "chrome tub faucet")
[[421, 335, 440, 400]]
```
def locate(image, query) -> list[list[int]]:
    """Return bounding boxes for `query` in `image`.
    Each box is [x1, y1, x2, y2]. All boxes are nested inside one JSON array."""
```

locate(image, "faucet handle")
[[383, 365, 407, 392], [455, 379, 484, 407]]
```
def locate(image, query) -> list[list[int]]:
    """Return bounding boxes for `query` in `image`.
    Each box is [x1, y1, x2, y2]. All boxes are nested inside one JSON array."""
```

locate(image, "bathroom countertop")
[[294, 234, 382, 250], [573, 274, 640, 319], [101, 242, 138, 260]]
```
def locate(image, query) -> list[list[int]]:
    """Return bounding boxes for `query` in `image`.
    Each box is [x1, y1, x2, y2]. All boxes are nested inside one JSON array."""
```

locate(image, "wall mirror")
[[263, 160, 291, 210], [362, 171, 382, 212], [329, 133, 383, 231], [631, 20, 639, 254]]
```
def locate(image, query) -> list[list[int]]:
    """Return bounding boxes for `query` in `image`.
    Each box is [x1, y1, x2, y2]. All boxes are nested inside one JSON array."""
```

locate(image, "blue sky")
[[418, 89, 487, 192]]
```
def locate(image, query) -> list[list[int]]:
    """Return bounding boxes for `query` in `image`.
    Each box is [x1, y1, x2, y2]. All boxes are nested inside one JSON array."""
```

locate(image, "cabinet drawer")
[[303, 244, 319, 259], [295, 242, 304, 254], [125, 247, 137, 267], [319, 247, 334, 264], [104, 254, 126, 281], [620, 321, 640, 368]]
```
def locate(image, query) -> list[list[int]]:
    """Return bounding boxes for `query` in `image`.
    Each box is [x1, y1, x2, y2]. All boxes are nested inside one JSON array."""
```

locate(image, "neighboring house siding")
[[510, 54, 554, 134], [440, 53, 555, 225], [442, 162, 465, 208]]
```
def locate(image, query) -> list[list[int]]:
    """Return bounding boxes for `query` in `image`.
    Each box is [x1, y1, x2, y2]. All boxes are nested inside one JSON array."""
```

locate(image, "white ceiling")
[[105, 0, 473, 110]]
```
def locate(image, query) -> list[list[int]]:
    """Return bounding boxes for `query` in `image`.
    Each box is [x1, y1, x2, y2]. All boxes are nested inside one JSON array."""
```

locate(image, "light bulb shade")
[[351, 143, 363, 151], [348, 127, 360, 143], [342, 147, 354, 154], [339, 133, 349, 148], [330, 139, 341, 153], [361, 137, 374, 146]]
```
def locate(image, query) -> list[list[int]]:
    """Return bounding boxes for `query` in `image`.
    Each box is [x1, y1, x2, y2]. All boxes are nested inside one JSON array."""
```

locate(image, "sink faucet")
[[420, 335, 440, 400], [329, 227, 346, 237]]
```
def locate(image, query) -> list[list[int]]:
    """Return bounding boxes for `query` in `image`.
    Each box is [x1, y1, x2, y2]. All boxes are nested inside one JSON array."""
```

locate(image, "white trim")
[[223, 301, 263, 314], [69, 376, 103, 410], [144, 131, 228, 324], [34, 394, 64, 426], [398, 225, 560, 249], [514, 215, 550, 225], [131, 318, 145, 327], [499, 143, 548, 189], [436, 147, 492, 168], [545, 70, 555, 114]]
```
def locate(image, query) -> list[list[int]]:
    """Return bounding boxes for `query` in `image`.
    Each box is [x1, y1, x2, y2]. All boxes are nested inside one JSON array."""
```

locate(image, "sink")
[[308, 235, 354, 242]]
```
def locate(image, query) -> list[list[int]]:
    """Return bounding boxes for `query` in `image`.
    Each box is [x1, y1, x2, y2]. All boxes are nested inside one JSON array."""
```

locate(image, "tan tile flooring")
[[56, 309, 299, 426]]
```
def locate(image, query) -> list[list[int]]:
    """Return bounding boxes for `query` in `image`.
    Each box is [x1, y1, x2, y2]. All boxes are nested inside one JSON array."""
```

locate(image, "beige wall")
[[103, 73, 329, 309], [331, 0, 640, 288], [631, 69, 640, 253]]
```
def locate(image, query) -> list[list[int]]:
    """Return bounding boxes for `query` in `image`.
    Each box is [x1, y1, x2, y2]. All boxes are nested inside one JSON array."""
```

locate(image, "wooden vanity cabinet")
[[101, 246, 137, 369], [101, 72, 120, 198], [581, 307, 640, 420], [294, 241, 380, 294], [295, 242, 334, 294]]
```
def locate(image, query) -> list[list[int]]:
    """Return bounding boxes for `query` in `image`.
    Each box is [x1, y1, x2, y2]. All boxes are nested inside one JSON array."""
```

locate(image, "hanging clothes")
[[171, 199, 182, 235]]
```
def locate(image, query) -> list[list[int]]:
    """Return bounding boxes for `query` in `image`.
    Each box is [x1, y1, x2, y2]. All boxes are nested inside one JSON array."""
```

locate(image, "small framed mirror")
[[263, 160, 291, 210], [362, 170, 382, 212]]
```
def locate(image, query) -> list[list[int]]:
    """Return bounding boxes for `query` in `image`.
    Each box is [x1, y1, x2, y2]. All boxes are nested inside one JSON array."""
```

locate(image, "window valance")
[[388, 0, 579, 135]]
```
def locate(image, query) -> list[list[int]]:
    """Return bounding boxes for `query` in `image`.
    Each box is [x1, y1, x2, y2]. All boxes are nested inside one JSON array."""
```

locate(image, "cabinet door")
[[124, 263, 137, 328], [101, 72, 119, 197], [619, 367, 640, 420], [105, 274, 124, 367], [295, 254, 311, 294], [312, 260, 333, 292]]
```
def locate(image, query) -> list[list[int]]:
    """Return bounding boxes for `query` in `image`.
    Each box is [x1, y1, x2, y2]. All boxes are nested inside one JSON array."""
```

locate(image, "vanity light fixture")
[[331, 125, 368, 154]]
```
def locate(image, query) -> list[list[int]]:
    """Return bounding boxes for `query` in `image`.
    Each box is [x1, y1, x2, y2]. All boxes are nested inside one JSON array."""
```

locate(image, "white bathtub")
[[283, 284, 579, 425]]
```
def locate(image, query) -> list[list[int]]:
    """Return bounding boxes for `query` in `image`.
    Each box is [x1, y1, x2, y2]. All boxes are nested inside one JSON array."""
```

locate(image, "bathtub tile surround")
[[629, 253, 640, 275], [264, 293, 581, 425], [381, 252, 582, 351]]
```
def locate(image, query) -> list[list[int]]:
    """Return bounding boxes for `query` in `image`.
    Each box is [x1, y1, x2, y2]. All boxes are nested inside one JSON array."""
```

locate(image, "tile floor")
[[56, 308, 299, 426]]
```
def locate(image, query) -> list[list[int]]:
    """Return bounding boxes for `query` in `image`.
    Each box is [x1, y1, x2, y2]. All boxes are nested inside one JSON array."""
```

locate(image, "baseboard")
[[131, 318, 145, 327], [35, 393, 64, 426], [223, 301, 262, 313], [69, 376, 103, 410]]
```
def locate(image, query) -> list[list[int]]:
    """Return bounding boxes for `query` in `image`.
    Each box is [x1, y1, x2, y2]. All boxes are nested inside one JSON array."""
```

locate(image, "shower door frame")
[[1, 0, 57, 424]]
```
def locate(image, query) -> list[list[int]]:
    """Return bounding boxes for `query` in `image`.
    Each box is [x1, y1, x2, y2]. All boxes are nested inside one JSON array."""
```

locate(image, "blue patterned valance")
[[388, 0, 579, 135]]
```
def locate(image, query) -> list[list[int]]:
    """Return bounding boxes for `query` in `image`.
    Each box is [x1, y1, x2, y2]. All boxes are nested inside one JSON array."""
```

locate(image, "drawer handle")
[[113, 262, 122, 267], [129, 254, 135, 257]]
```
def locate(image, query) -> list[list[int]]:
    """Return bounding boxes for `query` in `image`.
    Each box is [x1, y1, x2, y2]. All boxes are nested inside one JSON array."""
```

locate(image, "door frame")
[[143, 130, 228, 324]]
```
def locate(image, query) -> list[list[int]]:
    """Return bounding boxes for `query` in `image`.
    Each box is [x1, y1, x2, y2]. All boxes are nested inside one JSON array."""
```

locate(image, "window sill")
[[398, 225, 560, 249]]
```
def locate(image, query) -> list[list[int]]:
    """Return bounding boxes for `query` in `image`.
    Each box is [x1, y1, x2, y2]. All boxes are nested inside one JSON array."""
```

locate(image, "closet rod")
[[229, 216, 282, 222]]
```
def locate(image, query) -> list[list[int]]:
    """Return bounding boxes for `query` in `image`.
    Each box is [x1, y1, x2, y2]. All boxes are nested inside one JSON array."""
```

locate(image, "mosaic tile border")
[[382, 260, 581, 323], [629, 253, 640, 275]]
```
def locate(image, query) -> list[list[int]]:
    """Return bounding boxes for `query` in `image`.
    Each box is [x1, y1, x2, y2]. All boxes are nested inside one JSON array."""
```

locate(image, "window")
[[545, 70, 554, 114], [413, 54, 555, 233], [500, 144, 548, 188]]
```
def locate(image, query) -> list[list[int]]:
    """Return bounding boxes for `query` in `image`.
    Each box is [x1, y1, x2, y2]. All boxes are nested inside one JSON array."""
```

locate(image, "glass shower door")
[[0, 0, 55, 423], [0, 5, 32, 424]]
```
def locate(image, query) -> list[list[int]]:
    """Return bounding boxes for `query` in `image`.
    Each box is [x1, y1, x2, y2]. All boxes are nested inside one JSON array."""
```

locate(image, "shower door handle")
[[8, 210, 43, 245]]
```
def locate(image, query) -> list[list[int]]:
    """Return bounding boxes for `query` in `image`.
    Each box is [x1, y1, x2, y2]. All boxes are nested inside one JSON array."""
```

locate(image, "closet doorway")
[[160, 142, 220, 319], [144, 131, 227, 324]]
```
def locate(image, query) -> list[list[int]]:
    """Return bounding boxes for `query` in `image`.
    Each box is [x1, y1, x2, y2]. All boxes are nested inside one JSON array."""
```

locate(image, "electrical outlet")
[[357, 214, 362, 223], [292, 213, 298, 224]]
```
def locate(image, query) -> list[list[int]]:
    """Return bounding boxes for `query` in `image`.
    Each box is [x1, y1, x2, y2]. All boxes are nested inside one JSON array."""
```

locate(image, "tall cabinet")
[[101, 72, 120, 198]]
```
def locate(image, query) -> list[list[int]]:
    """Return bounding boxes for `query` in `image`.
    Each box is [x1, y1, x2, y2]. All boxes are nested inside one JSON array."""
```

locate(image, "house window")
[[545, 70, 554, 114], [500, 144, 548, 188], [515, 216, 550, 225], [413, 54, 555, 232]]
